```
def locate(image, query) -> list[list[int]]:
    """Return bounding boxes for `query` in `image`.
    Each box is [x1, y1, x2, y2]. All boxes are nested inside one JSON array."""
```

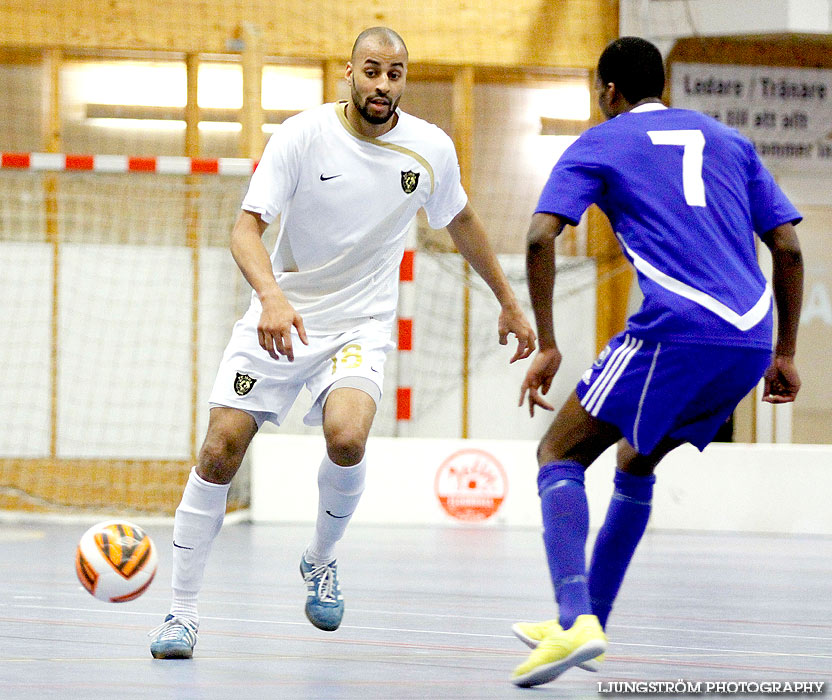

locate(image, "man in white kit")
[[149, 26, 535, 658]]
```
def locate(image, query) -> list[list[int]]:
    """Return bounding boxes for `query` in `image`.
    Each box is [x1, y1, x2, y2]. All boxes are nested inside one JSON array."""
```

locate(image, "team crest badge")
[[401, 170, 419, 194], [233, 372, 257, 396]]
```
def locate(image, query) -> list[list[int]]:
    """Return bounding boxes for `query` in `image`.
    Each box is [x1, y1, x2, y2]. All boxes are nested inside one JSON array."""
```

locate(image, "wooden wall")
[[0, 0, 618, 68], [667, 33, 832, 69]]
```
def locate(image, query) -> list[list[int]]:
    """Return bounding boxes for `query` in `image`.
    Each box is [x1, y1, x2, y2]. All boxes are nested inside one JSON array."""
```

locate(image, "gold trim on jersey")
[[335, 101, 435, 195]]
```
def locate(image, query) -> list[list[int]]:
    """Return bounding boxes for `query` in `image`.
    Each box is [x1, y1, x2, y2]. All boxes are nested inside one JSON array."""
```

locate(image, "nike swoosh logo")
[[320, 174, 342, 181], [326, 510, 354, 519], [173, 541, 194, 550]]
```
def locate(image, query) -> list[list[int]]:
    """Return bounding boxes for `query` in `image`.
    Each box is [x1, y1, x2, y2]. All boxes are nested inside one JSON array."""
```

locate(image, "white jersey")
[[241, 101, 468, 335]]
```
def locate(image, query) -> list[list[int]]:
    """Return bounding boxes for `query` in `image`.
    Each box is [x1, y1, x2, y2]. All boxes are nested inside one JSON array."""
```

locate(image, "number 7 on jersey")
[[647, 129, 706, 207]]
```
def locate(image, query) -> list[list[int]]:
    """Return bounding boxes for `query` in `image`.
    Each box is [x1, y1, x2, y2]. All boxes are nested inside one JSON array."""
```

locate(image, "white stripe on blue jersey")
[[618, 235, 773, 331]]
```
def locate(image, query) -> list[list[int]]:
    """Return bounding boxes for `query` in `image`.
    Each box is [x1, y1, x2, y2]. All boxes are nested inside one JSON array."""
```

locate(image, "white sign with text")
[[671, 63, 832, 171]]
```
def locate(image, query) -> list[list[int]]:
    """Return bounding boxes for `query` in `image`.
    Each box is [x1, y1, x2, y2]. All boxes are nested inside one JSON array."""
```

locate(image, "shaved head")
[[345, 26, 408, 134], [351, 27, 408, 63]]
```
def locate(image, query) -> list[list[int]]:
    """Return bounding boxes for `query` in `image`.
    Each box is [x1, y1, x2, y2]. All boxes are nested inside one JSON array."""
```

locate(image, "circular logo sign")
[[434, 449, 508, 522]]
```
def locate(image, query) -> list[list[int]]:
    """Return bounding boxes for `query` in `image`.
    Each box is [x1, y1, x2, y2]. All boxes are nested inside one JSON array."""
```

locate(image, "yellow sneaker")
[[511, 619, 605, 672], [511, 614, 607, 687]]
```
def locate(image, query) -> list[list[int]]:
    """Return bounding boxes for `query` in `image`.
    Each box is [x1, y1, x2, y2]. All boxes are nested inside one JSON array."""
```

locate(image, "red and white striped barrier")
[[0, 152, 257, 176], [396, 222, 417, 433]]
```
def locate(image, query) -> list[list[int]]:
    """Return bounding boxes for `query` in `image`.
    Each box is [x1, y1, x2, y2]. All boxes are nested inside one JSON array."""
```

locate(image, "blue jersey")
[[536, 104, 801, 349]]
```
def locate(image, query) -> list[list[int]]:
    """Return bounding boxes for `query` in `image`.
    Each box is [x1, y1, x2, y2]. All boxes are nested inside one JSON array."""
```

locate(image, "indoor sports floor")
[[0, 521, 829, 699]]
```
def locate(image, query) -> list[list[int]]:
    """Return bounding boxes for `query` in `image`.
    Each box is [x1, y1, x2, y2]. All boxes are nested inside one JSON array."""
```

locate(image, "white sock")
[[305, 454, 366, 565], [170, 588, 199, 623], [169, 467, 230, 623]]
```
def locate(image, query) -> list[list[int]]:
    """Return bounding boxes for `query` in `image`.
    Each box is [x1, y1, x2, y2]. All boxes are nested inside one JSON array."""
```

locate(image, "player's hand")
[[257, 291, 308, 361], [519, 346, 561, 417], [762, 354, 800, 403], [498, 302, 536, 363]]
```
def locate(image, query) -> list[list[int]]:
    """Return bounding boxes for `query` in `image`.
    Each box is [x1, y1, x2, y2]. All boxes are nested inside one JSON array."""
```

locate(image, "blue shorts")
[[575, 332, 771, 454]]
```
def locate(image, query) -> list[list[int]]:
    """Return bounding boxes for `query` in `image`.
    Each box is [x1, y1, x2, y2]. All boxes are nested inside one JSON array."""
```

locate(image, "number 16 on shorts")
[[331, 343, 363, 374]]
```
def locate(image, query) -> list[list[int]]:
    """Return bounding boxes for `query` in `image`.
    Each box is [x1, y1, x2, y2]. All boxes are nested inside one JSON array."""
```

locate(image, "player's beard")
[[350, 78, 399, 125]]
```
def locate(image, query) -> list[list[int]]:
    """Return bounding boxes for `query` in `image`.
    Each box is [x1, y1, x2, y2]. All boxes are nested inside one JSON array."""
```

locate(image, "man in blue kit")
[[511, 37, 804, 687]]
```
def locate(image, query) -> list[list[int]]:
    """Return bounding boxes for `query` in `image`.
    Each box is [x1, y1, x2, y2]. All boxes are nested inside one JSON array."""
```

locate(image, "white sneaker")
[[149, 614, 198, 659]]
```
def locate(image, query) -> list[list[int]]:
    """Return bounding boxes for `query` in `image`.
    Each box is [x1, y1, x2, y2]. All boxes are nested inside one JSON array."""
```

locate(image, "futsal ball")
[[75, 520, 158, 603]]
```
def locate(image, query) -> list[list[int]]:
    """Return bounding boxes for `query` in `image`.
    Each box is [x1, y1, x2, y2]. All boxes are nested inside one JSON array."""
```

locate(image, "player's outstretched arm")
[[230, 209, 308, 361], [761, 222, 803, 403], [520, 213, 567, 416], [445, 203, 536, 363]]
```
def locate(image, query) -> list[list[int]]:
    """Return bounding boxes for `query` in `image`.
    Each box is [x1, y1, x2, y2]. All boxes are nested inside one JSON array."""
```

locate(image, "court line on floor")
[[607, 623, 832, 642], [5, 597, 831, 647], [1, 622, 827, 678], [6, 587, 830, 638], [3, 607, 831, 667], [611, 610, 832, 631]]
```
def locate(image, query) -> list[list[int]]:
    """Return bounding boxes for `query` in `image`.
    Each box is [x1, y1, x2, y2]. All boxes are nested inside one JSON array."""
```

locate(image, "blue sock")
[[587, 470, 656, 629], [537, 461, 592, 630]]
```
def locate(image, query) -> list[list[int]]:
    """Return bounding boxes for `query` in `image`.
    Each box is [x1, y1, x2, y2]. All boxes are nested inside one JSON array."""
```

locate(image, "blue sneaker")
[[300, 555, 344, 631], [149, 614, 198, 659]]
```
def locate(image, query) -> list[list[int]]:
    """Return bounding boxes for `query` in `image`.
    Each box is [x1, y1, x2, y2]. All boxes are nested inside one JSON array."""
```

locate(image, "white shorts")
[[208, 307, 394, 428]]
